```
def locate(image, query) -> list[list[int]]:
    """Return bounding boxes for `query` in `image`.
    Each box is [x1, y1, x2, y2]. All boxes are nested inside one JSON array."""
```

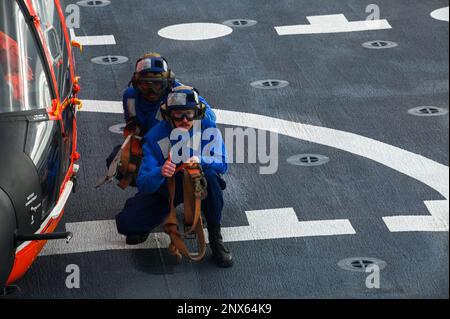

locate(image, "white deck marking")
[[431, 7, 449, 22], [82, 99, 122, 113], [158, 23, 233, 41], [69, 28, 116, 46], [275, 14, 392, 35], [81, 100, 449, 233], [383, 200, 449, 232], [40, 208, 355, 256]]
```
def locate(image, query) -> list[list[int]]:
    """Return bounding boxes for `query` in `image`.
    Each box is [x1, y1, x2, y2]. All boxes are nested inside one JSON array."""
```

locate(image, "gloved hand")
[[123, 117, 141, 138], [190, 166, 208, 200]]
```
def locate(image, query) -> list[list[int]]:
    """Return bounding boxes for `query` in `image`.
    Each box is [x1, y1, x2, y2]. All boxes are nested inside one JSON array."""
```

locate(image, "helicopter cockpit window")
[[0, 0, 53, 114], [32, 0, 72, 101], [45, 26, 63, 63]]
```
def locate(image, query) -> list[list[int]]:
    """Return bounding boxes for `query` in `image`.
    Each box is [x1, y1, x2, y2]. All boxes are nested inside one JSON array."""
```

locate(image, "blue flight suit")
[[106, 81, 216, 169], [115, 118, 228, 236], [122, 81, 216, 134]]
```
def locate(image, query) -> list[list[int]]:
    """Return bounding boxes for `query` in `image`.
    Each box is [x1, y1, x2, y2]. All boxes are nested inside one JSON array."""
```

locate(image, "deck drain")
[[362, 40, 398, 49], [338, 257, 387, 273], [91, 55, 129, 65], [287, 154, 329, 167], [77, 0, 111, 7], [109, 123, 125, 135], [250, 80, 289, 90], [222, 19, 258, 28], [408, 106, 448, 117]]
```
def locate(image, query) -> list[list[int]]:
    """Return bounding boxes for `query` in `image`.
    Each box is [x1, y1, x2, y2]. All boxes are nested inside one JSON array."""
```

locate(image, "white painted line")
[[82, 99, 122, 113], [223, 208, 355, 241], [40, 208, 355, 256], [40, 220, 169, 256], [214, 110, 449, 201], [80, 100, 449, 233], [383, 200, 449, 232], [275, 14, 392, 35], [158, 23, 233, 41], [431, 7, 449, 22], [69, 28, 116, 46]]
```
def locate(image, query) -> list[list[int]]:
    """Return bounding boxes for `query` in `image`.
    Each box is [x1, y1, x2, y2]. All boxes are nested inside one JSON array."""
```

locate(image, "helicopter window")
[[45, 26, 63, 63], [25, 119, 61, 217], [32, 0, 72, 101], [0, 0, 53, 114]]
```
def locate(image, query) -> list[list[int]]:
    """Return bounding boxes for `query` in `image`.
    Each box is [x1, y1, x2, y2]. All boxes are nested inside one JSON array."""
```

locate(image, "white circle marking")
[[431, 7, 449, 22], [158, 23, 233, 41]]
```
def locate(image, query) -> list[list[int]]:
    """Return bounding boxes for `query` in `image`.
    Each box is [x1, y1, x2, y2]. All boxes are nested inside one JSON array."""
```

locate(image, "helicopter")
[[0, 0, 82, 295]]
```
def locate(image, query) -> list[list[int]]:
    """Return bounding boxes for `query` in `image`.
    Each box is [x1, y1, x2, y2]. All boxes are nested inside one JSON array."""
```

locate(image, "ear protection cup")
[[167, 70, 175, 91], [130, 72, 140, 89], [198, 102, 206, 120], [192, 88, 205, 119], [160, 102, 170, 120]]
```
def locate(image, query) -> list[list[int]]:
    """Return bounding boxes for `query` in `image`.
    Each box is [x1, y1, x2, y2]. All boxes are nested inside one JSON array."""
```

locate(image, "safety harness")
[[95, 134, 142, 189], [117, 135, 143, 189], [164, 161, 208, 263]]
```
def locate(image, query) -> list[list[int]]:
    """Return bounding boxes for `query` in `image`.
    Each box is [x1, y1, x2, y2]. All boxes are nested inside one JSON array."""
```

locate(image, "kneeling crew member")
[[115, 86, 233, 268]]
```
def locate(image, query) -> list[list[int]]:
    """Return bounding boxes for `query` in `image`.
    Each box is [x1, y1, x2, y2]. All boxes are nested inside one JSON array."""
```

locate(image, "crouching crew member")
[[106, 52, 216, 170], [115, 86, 233, 268]]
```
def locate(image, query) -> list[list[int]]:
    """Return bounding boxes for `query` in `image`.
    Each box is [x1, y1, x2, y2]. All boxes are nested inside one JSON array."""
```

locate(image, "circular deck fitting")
[[91, 55, 129, 65], [338, 257, 387, 273], [287, 154, 330, 167], [222, 19, 258, 28], [408, 106, 448, 117], [250, 79, 290, 90], [109, 123, 125, 135], [77, 0, 111, 7], [362, 40, 398, 49]]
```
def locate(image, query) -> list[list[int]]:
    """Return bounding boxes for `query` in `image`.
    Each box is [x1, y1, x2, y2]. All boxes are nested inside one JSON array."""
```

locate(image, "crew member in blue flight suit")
[[106, 52, 216, 169], [115, 86, 233, 268]]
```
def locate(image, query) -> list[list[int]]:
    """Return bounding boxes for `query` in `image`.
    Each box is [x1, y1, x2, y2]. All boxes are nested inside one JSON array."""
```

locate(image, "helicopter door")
[[1, 0, 63, 231], [31, 0, 75, 186]]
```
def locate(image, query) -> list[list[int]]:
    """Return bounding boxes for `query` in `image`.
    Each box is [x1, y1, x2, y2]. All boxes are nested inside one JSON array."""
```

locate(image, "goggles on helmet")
[[138, 77, 169, 96], [170, 109, 196, 122], [163, 87, 204, 122]]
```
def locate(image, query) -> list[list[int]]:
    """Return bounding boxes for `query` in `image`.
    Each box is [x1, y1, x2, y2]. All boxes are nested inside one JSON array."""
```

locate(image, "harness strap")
[[164, 163, 207, 263], [118, 135, 142, 189]]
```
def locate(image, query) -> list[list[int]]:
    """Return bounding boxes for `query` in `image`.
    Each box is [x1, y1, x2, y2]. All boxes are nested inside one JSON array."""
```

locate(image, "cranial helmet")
[[160, 85, 206, 121], [131, 53, 175, 97]]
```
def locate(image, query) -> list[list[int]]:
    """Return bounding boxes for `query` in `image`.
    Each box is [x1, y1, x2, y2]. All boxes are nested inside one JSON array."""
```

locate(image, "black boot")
[[208, 223, 233, 268], [126, 233, 149, 245]]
